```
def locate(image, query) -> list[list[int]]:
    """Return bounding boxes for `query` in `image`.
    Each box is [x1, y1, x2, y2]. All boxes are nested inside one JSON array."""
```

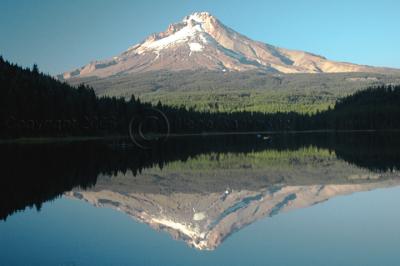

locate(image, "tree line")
[[1, 56, 400, 138]]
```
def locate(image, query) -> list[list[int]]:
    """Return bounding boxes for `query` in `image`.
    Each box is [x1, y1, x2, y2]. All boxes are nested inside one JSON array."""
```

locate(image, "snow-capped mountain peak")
[[61, 11, 386, 80], [130, 12, 220, 56], [183, 11, 214, 23]]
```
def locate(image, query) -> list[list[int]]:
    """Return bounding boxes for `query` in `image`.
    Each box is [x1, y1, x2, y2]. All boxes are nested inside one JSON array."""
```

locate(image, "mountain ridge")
[[60, 12, 396, 80]]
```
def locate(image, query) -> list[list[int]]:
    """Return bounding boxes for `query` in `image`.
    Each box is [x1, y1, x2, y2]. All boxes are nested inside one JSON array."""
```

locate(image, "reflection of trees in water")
[[1, 132, 399, 220], [330, 133, 400, 172]]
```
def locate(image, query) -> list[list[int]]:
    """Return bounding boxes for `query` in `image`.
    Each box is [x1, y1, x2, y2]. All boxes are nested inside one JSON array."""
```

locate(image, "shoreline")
[[1, 129, 400, 144]]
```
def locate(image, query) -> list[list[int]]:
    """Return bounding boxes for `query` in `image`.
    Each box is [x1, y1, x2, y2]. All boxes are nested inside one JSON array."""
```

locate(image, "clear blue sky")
[[1, 0, 399, 74]]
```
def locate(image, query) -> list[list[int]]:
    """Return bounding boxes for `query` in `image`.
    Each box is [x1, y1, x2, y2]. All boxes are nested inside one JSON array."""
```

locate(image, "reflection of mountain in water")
[[1, 132, 400, 246], [66, 146, 400, 250]]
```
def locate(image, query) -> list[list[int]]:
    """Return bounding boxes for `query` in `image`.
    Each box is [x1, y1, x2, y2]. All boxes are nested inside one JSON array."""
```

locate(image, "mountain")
[[60, 12, 392, 80]]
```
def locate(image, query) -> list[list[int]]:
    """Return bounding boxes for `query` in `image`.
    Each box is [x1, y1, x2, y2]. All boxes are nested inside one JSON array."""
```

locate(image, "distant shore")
[[2, 129, 400, 145]]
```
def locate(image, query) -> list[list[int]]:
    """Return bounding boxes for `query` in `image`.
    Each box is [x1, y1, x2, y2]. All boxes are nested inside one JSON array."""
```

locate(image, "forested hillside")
[[1, 57, 400, 138], [69, 70, 400, 113], [319, 86, 400, 130]]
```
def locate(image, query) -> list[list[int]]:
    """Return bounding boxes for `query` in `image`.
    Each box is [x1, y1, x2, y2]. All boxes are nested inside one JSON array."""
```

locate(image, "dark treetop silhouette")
[[1, 56, 400, 139]]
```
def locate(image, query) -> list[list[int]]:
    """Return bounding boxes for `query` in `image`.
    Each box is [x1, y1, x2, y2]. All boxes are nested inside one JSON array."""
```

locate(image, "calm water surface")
[[1, 133, 400, 266]]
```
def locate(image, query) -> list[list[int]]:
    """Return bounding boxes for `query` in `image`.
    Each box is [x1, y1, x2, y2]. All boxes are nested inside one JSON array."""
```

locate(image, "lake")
[[1, 132, 400, 266]]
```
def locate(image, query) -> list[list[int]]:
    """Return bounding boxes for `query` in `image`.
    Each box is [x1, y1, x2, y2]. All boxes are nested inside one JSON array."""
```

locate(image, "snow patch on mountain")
[[189, 42, 204, 52], [199, 34, 210, 44], [136, 14, 208, 54]]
